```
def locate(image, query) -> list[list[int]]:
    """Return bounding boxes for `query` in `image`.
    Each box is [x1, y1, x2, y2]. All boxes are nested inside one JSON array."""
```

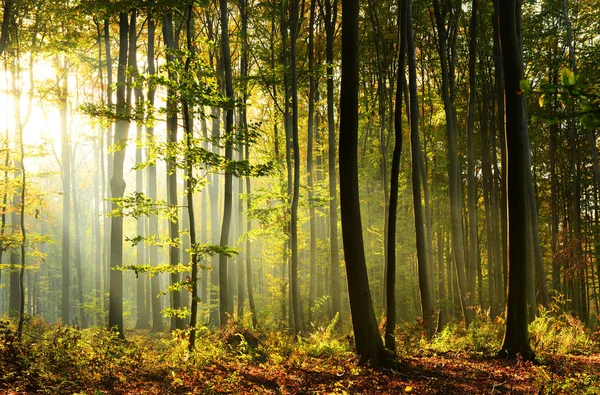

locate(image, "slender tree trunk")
[[219, 0, 234, 326], [492, 0, 508, 297], [466, 0, 478, 306], [289, 0, 303, 335], [108, 12, 129, 338], [432, 0, 471, 325], [146, 13, 163, 332], [385, 0, 406, 351], [498, 0, 535, 361], [16, 102, 26, 339], [103, 19, 114, 319], [127, 10, 150, 330], [406, 0, 434, 337], [339, 0, 387, 367], [59, 59, 71, 325], [307, 0, 317, 329], [163, 12, 184, 331], [71, 162, 86, 328], [323, 0, 341, 320]]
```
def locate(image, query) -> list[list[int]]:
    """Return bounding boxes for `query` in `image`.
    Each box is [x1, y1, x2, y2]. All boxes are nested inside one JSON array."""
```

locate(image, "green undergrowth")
[[1, 310, 598, 393], [393, 307, 599, 358], [0, 315, 354, 393]]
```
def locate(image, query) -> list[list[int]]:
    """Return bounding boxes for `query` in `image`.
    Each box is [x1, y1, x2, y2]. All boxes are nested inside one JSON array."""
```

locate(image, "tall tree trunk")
[[93, 133, 102, 326], [407, 0, 434, 337], [102, 19, 114, 320], [498, 0, 535, 361], [146, 13, 163, 332], [432, 0, 471, 324], [163, 12, 184, 331], [182, 3, 201, 350], [71, 162, 86, 328], [386, 0, 407, 351], [16, 98, 26, 339], [289, 0, 303, 335], [323, 0, 341, 320], [108, 12, 129, 338], [492, 0, 508, 297], [307, 0, 317, 329], [59, 58, 71, 325], [339, 0, 387, 367], [219, 0, 234, 326], [128, 10, 150, 330], [466, 0, 478, 306]]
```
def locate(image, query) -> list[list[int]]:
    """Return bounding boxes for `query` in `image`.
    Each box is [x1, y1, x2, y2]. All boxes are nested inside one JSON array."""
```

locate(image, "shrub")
[[529, 308, 595, 355]]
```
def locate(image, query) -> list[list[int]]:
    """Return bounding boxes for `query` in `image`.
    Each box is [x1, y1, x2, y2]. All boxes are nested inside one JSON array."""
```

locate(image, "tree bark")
[[432, 0, 471, 325], [498, 0, 535, 361], [386, 0, 406, 351], [339, 0, 387, 367], [407, 0, 434, 337], [219, 0, 234, 327], [466, 0, 479, 307], [108, 12, 129, 339], [146, 13, 163, 332], [323, 0, 341, 321], [163, 12, 184, 331]]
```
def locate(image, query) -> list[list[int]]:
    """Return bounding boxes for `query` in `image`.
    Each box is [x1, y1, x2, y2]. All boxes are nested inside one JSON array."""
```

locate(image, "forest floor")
[[1, 315, 599, 394]]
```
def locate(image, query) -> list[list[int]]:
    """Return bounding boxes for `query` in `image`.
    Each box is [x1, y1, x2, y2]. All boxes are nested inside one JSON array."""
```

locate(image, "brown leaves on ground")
[[1, 323, 599, 394]]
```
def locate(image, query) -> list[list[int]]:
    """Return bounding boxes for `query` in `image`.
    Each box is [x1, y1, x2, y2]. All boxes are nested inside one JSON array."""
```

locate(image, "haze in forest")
[[0, 1, 599, 387]]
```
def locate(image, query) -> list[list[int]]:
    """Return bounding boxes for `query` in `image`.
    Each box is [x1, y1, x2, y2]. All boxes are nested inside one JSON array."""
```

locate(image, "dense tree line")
[[0, 0, 599, 365]]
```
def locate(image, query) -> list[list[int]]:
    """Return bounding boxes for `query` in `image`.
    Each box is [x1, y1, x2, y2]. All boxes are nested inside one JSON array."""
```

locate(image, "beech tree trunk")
[[498, 0, 535, 361], [163, 12, 184, 331], [108, 12, 129, 338], [219, 0, 234, 326], [432, 0, 471, 325], [407, 0, 434, 337], [339, 0, 387, 367], [386, 0, 406, 351], [323, 0, 341, 320]]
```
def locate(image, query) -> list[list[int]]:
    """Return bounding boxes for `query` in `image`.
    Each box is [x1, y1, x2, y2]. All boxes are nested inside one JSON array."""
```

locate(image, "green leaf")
[[562, 68, 576, 87], [520, 79, 531, 94]]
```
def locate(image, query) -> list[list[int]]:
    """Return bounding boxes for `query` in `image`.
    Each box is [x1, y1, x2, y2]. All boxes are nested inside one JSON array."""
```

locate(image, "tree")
[[59, 56, 71, 325], [163, 10, 184, 331], [406, 0, 434, 337], [432, 0, 471, 325], [146, 10, 163, 332], [289, 0, 303, 335], [497, 0, 535, 361], [108, 11, 129, 338], [339, 0, 387, 367], [0, 0, 12, 56], [219, 0, 234, 326], [385, 0, 406, 351], [321, 0, 342, 320]]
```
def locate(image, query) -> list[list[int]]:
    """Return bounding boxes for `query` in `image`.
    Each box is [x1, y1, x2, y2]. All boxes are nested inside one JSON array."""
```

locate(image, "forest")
[[1, 0, 600, 393]]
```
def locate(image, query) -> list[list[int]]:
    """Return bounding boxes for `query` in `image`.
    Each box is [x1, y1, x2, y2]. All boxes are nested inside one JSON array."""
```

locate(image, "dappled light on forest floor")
[[1, 320, 599, 394]]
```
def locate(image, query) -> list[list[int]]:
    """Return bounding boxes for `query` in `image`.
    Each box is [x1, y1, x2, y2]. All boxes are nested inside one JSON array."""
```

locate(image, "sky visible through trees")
[[1, 0, 600, 389]]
